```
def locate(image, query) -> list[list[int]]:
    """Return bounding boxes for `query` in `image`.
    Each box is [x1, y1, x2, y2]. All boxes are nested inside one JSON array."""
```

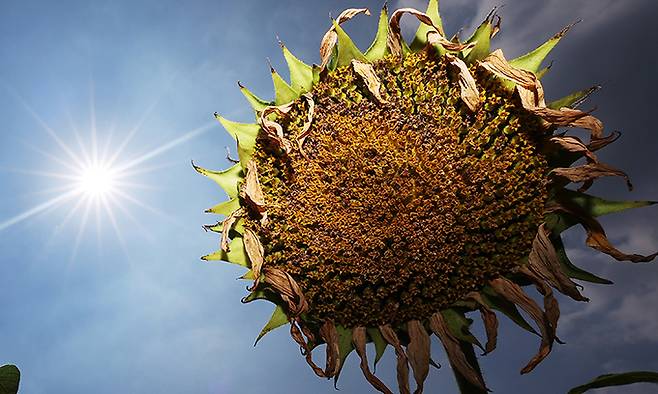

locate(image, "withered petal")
[[379, 324, 411, 394], [320, 8, 371, 67], [406, 320, 431, 394], [352, 327, 393, 394], [445, 53, 480, 112]]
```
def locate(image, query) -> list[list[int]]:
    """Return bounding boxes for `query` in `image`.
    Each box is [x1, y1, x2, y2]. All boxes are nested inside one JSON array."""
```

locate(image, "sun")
[[77, 164, 117, 197]]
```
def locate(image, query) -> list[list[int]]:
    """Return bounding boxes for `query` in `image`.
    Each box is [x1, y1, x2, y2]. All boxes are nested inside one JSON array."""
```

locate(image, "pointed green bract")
[[509, 23, 576, 73], [548, 85, 599, 109], [481, 286, 539, 335], [367, 327, 387, 368], [536, 64, 552, 79], [410, 0, 444, 51], [239, 82, 271, 112], [0, 365, 20, 394], [440, 308, 484, 351], [202, 236, 249, 268], [568, 371, 658, 394], [333, 325, 356, 387], [236, 139, 254, 170], [271, 68, 300, 105], [205, 197, 240, 216], [365, 6, 390, 61], [551, 233, 613, 285], [255, 305, 289, 345], [464, 18, 494, 63], [193, 162, 243, 199], [281, 44, 314, 92], [333, 21, 368, 67], [215, 114, 260, 149]]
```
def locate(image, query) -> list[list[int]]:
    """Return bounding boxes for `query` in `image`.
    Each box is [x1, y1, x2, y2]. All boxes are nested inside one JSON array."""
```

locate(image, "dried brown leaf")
[[551, 163, 633, 191], [220, 208, 243, 252], [319, 8, 371, 67], [352, 327, 393, 394], [490, 277, 554, 374], [466, 292, 498, 354], [429, 312, 487, 390], [407, 320, 431, 394], [379, 324, 411, 394], [240, 161, 267, 217], [352, 60, 387, 104], [445, 54, 479, 112], [527, 224, 589, 301]]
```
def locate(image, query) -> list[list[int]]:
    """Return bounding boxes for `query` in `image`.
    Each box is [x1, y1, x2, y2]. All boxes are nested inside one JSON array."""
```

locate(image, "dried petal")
[[588, 131, 621, 152], [445, 54, 479, 111], [320, 8, 371, 67], [379, 325, 411, 394], [549, 135, 598, 163], [321, 321, 341, 377], [531, 106, 604, 139], [426, 31, 476, 52], [527, 224, 589, 301], [296, 93, 315, 156], [551, 163, 633, 191], [243, 228, 264, 287], [220, 208, 243, 252], [352, 327, 393, 394], [289, 320, 327, 378], [258, 102, 295, 153], [407, 320, 431, 394], [520, 266, 561, 339], [466, 292, 498, 354], [263, 267, 308, 316], [490, 277, 554, 374], [352, 60, 387, 104], [429, 312, 487, 390], [240, 161, 267, 217], [480, 49, 546, 109], [389, 8, 462, 57]]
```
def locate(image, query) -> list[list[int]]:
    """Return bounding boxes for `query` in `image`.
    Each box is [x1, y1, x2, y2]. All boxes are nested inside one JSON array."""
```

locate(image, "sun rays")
[[0, 89, 214, 259]]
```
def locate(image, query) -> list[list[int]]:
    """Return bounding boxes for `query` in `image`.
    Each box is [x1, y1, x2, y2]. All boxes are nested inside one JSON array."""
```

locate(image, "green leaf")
[[464, 15, 495, 63], [255, 305, 289, 345], [202, 236, 249, 268], [333, 325, 355, 388], [333, 21, 368, 67], [367, 327, 388, 369], [281, 43, 313, 93], [205, 197, 240, 216], [551, 233, 613, 285], [548, 85, 600, 110], [0, 365, 20, 394], [509, 22, 578, 73], [365, 5, 390, 61], [480, 286, 539, 336], [238, 82, 271, 112], [410, 0, 444, 51], [271, 66, 300, 105], [440, 308, 484, 351], [192, 162, 243, 199], [311, 64, 321, 85], [568, 371, 658, 394]]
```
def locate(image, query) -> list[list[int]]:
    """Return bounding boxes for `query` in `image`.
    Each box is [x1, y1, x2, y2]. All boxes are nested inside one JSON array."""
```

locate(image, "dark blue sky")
[[1, 1, 657, 393]]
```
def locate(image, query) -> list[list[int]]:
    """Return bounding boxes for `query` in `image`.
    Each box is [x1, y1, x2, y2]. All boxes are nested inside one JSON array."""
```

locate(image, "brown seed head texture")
[[248, 51, 549, 328]]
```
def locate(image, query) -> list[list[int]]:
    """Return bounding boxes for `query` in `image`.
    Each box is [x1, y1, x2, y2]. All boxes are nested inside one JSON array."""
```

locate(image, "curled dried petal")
[[480, 49, 546, 109], [220, 208, 243, 252], [389, 8, 462, 57], [551, 163, 633, 191], [263, 267, 308, 316], [379, 325, 411, 394], [320, 8, 371, 67], [465, 292, 498, 354], [352, 60, 387, 104], [520, 266, 561, 339], [297, 93, 315, 156], [243, 228, 264, 288], [531, 106, 604, 139], [549, 135, 598, 163], [407, 320, 431, 394], [240, 160, 267, 216], [429, 312, 487, 390], [290, 320, 327, 378], [321, 321, 341, 378], [259, 103, 295, 153], [352, 327, 393, 394], [527, 224, 589, 301], [490, 277, 554, 374], [445, 54, 479, 111]]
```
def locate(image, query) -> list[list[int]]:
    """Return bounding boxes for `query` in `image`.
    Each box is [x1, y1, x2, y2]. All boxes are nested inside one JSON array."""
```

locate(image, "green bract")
[[196, 1, 657, 393]]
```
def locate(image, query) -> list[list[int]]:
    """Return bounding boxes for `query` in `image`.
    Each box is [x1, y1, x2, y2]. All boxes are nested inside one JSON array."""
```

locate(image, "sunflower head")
[[195, 1, 657, 392]]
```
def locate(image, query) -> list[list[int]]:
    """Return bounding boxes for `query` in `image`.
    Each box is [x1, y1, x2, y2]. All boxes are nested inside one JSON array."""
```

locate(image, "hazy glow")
[[77, 165, 117, 197]]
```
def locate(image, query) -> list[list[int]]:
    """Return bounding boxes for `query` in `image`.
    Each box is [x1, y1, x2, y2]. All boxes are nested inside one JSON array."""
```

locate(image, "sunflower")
[[194, 1, 657, 393]]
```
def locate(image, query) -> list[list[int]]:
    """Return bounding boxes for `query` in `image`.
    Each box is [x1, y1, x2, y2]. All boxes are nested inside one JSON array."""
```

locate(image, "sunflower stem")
[[453, 341, 487, 394]]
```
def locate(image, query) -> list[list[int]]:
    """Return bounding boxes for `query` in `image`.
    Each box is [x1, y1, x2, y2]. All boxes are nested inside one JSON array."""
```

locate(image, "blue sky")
[[1, 0, 657, 393]]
